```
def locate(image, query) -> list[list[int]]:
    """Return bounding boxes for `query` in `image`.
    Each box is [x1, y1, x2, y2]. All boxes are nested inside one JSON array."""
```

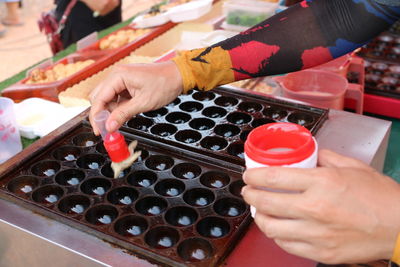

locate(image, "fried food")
[[99, 29, 150, 50], [26, 59, 95, 84]]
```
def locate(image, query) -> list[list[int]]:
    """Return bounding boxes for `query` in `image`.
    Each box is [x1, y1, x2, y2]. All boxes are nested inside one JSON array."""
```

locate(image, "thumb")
[[318, 149, 371, 169]]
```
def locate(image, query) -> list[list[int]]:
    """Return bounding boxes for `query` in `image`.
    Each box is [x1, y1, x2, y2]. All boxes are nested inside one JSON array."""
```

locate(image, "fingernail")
[[107, 120, 118, 132]]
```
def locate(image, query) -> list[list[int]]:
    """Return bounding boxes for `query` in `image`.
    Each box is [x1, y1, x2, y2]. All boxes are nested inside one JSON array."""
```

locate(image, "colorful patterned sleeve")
[[173, 0, 400, 93]]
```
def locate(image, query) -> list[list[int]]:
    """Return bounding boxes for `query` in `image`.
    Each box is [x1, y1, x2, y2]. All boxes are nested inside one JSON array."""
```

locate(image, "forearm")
[[173, 0, 400, 92]]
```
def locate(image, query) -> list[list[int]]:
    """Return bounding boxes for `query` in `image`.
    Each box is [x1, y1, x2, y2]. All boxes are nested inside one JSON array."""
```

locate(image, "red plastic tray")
[[2, 22, 176, 103]]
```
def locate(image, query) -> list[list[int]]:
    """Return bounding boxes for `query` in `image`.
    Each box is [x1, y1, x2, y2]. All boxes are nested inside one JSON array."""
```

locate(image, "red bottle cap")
[[244, 122, 315, 166], [103, 132, 130, 163]]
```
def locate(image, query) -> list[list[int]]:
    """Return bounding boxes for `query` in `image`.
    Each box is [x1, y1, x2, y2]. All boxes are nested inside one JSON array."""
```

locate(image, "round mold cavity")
[[137, 149, 149, 162], [165, 112, 191, 124], [251, 118, 275, 128], [165, 206, 198, 227], [32, 185, 64, 204], [143, 107, 168, 118], [214, 96, 238, 107], [96, 142, 107, 154], [214, 124, 240, 138], [200, 171, 230, 189], [7, 176, 39, 195], [196, 217, 230, 238], [378, 34, 393, 42], [179, 101, 204, 113], [183, 188, 215, 207], [72, 132, 100, 147], [145, 155, 174, 171], [371, 51, 383, 57], [101, 162, 130, 178], [227, 112, 252, 125], [58, 195, 90, 215], [389, 53, 399, 59], [229, 180, 245, 197], [287, 112, 315, 127], [107, 187, 138, 205], [382, 76, 398, 85], [189, 118, 215, 131], [263, 107, 288, 120], [53, 146, 81, 161], [240, 130, 251, 142], [55, 169, 85, 186], [214, 198, 246, 217], [372, 62, 388, 71], [227, 143, 245, 159], [31, 160, 60, 177], [85, 205, 118, 225], [365, 74, 381, 82], [200, 136, 228, 151], [127, 170, 157, 188], [377, 83, 396, 91], [150, 123, 177, 137], [172, 163, 202, 180], [177, 238, 214, 262], [154, 179, 185, 197], [202, 106, 227, 118], [136, 196, 168, 216], [114, 215, 148, 237], [127, 116, 153, 131], [175, 130, 202, 144], [192, 91, 216, 101], [80, 178, 112, 196], [145, 226, 180, 249], [76, 154, 105, 170], [238, 101, 262, 113], [166, 98, 181, 107]]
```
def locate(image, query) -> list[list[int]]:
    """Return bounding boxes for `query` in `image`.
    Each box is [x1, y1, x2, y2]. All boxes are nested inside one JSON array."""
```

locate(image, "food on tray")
[[26, 60, 95, 84], [99, 29, 150, 50]]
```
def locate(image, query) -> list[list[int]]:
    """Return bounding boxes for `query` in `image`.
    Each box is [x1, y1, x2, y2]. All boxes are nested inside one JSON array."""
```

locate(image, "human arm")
[[80, 0, 120, 16], [89, 0, 400, 133], [241, 149, 400, 264]]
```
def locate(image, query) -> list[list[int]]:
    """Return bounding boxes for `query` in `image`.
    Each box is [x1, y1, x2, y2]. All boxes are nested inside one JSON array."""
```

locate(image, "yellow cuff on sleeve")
[[391, 233, 400, 264], [172, 46, 235, 94]]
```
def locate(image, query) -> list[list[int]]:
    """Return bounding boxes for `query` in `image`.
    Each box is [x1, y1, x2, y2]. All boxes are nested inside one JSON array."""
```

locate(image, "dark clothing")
[[55, 0, 122, 48]]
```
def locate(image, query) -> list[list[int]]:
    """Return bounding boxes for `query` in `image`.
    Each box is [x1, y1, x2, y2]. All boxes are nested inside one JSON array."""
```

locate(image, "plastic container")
[[276, 69, 364, 113], [94, 110, 130, 163], [169, 0, 213, 22], [222, 0, 278, 31], [0, 97, 22, 164], [244, 122, 317, 217], [133, 0, 213, 28], [14, 98, 86, 139]]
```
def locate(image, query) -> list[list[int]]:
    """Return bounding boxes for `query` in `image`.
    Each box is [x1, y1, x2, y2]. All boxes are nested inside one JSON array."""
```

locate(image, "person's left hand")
[[241, 149, 400, 264]]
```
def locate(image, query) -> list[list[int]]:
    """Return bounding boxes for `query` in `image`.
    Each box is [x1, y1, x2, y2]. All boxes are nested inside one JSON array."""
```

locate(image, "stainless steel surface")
[[0, 109, 391, 266]]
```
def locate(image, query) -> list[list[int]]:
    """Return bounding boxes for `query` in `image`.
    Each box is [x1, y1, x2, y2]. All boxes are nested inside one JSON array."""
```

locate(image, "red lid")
[[103, 132, 130, 163], [244, 122, 315, 166]]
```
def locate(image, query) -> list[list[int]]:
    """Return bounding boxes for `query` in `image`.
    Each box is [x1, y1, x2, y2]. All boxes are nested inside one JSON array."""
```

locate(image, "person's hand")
[[81, 0, 120, 16], [241, 149, 400, 264], [89, 61, 183, 135]]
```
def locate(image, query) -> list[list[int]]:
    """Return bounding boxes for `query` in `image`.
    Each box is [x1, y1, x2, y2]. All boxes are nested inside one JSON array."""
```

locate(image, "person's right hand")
[[89, 61, 183, 135]]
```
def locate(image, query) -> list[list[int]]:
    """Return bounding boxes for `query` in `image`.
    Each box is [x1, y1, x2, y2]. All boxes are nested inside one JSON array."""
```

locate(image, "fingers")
[[89, 72, 129, 134], [242, 185, 303, 219], [243, 167, 315, 192], [318, 149, 371, 170]]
